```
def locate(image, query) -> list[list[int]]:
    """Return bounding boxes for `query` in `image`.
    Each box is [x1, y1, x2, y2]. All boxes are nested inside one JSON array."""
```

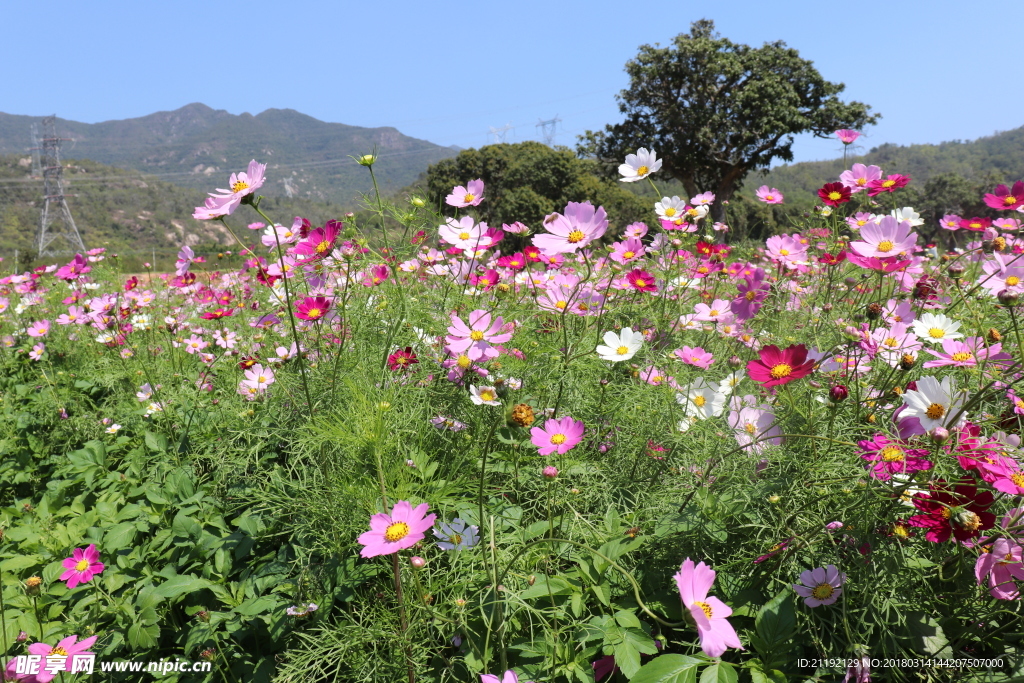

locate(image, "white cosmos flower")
[[595, 327, 644, 362], [618, 148, 662, 183], [889, 207, 924, 227], [717, 371, 745, 395], [910, 312, 963, 345], [900, 375, 967, 431], [655, 196, 686, 219], [675, 379, 727, 419], [469, 385, 501, 406]]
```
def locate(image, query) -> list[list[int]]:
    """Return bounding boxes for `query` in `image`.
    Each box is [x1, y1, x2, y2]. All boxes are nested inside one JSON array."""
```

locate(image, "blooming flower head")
[[447, 310, 512, 357], [817, 182, 851, 207], [531, 416, 585, 455], [899, 375, 966, 432], [595, 328, 643, 362], [470, 385, 501, 406], [626, 269, 657, 293], [867, 173, 910, 197], [358, 501, 437, 558], [674, 558, 743, 658], [25, 635, 98, 682], [532, 201, 608, 254], [747, 344, 815, 387], [792, 565, 846, 607], [975, 537, 1024, 600], [446, 179, 485, 208], [910, 312, 962, 344], [655, 195, 686, 219], [295, 296, 332, 321], [907, 480, 995, 544], [60, 544, 105, 589], [387, 347, 419, 372], [286, 602, 319, 617], [618, 148, 661, 182], [434, 518, 480, 550], [293, 220, 341, 260], [857, 434, 932, 481], [439, 215, 488, 250], [193, 160, 266, 218], [984, 181, 1024, 211], [755, 186, 784, 204], [675, 346, 714, 369], [850, 215, 918, 258]]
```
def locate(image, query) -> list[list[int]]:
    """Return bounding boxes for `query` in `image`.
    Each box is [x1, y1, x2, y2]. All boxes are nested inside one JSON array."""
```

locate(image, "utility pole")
[[536, 115, 561, 146], [488, 123, 514, 145], [29, 123, 42, 177], [37, 115, 86, 256]]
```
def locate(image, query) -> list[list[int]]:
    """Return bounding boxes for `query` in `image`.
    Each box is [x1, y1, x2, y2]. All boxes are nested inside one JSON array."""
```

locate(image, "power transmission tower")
[[488, 123, 514, 144], [37, 115, 86, 256], [29, 123, 42, 177], [536, 115, 561, 146]]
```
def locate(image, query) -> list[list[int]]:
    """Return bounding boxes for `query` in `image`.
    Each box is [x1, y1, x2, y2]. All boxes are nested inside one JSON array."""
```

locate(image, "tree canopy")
[[578, 19, 879, 221], [424, 142, 650, 231]]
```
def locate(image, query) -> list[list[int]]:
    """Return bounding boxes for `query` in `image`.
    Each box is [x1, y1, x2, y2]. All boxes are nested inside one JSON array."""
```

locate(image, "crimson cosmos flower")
[[746, 344, 815, 387], [867, 174, 911, 197], [906, 480, 995, 543], [817, 182, 851, 207], [984, 181, 1024, 211], [387, 347, 418, 371]]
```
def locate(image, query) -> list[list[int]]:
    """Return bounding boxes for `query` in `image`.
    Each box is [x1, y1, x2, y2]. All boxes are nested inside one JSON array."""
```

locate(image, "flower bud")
[[410, 196, 426, 208], [843, 277, 858, 287], [727, 355, 742, 369], [24, 576, 42, 595], [947, 263, 965, 278], [998, 289, 1020, 306], [542, 466, 558, 479], [767, 495, 781, 504], [929, 426, 950, 444], [865, 303, 882, 320], [16, 631, 28, 643], [987, 328, 1002, 344], [200, 648, 216, 662], [899, 353, 917, 370], [829, 385, 849, 402], [410, 556, 426, 569], [357, 154, 376, 166]]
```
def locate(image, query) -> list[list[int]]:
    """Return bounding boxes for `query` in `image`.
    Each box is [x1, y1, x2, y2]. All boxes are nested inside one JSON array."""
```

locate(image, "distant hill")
[[747, 126, 1024, 204], [0, 154, 353, 271], [0, 104, 457, 205]]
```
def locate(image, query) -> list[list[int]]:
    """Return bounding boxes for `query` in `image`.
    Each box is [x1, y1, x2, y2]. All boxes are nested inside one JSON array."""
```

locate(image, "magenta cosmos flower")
[[674, 558, 743, 658], [295, 296, 332, 321], [446, 310, 511, 357], [60, 544, 105, 589], [792, 565, 846, 607], [26, 635, 98, 682], [849, 215, 918, 258], [867, 174, 910, 197], [626, 269, 658, 293], [531, 201, 607, 254], [835, 129, 861, 144], [984, 181, 1024, 211], [446, 179, 484, 208], [857, 434, 932, 481], [746, 344, 815, 387], [530, 416, 585, 455], [292, 220, 341, 260], [358, 501, 437, 558], [755, 185, 784, 204], [481, 671, 533, 683], [976, 537, 1024, 600]]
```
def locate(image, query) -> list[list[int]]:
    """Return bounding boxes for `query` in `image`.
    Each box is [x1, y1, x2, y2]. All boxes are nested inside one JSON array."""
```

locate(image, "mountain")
[[0, 104, 457, 205]]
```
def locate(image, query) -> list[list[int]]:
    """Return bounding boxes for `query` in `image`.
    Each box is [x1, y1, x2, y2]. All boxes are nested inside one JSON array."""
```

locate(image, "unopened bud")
[[599, 378, 610, 387], [200, 648, 216, 662], [16, 631, 28, 643], [767, 494, 781, 504], [930, 426, 950, 444], [727, 355, 742, 369], [899, 353, 917, 370], [410, 556, 426, 569], [357, 154, 376, 166], [998, 289, 1020, 306], [542, 465, 558, 479], [410, 196, 426, 208], [947, 263, 965, 278], [865, 303, 882, 320], [25, 576, 42, 595], [829, 385, 849, 402], [843, 277, 858, 287]]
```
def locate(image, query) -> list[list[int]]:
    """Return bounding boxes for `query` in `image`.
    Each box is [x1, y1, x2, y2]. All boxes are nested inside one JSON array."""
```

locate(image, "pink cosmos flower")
[[243, 364, 275, 390], [56, 254, 91, 280], [25, 635, 98, 682], [675, 346, 714, 369], [29, 343, 45, 361], [857, 434, 932, 481], [839, 163, 882, 193], [293, 220, 341, 260], [531, 201, 608, 254], [845, 252, 911, 273], [765, 234, 807, 267], [501, 221, 530, 234], [792, 565, 846, 607], [747, 345, 815, 387], [361, 265, 390, 287], [626, 269, 657, 293], [60, 544, 105, 589], [690, 191, 715, 206], [446, 310, 512, 356], [26, 320, 50, 338], [850, 215, 918, 258], [609, 237, 645, 264], [731, 269, 769, 321], [975, 537, 1024, 600], [755, 186, 784, 204], [183, 335, 208, 354], [530, 416, 585, 456], [295, 296, 332, 321], [835, 129, 861, 144], [481, 671, 533, 683], [923, 336, 1011, 368], [939, 214, 962, 231], [193, 160, 266, 218], [445, 179, 484, 208], [358, 501, 436, 558], [674, 558, 743, 658], [984, 181, 1024, 211], [728, 403, 781, 454]]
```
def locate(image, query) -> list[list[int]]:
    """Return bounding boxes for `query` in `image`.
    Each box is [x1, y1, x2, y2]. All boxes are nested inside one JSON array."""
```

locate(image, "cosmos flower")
[[446, 179, 485, 208], [532, 202, 608, 254], [194, 160, 266, 218], [849, 215, 918, 258], [746, 345, 815, 388], [857, 434, 932, 481], [470, 385, 501, 406], [817, 182, 851, 207], [434, 518, 480, 551], [907, 481, 995, 544], [24, 635, 98, 683], [674, 558, 743, 658], [358, 501, 437, 558], [531, 416, 585, 455], [60, 544, 105, 589], [792, 565, 846, 607], [755, 186, 784, 204], [984, 181, 1024, 211], [835, 129, 861, 144], [387, 347, 419, 371], [867, 174, 910, 197], [618, 148, 662, 182], [595, 328, 643, 362], [295, 296, 332, 321]]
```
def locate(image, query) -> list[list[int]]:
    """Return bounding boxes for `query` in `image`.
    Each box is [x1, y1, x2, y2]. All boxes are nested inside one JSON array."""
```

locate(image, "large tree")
[[578, 19, 879, 222]]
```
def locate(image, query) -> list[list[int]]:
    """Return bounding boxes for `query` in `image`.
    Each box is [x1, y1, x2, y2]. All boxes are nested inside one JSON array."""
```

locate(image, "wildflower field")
[[2, 143, 1024, 683]]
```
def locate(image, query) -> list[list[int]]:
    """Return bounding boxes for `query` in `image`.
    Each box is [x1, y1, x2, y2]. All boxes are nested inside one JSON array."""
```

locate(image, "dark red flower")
[[387, 347, 418, 371], [819, 251, 847, 266], [906, 480, 995, 543], [746, 344, 815, 387], [124, 276, 139, 291], [817, 182, 851, 207]]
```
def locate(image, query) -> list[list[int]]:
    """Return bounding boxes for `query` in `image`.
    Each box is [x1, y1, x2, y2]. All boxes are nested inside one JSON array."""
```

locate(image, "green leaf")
[[754, 591, 795, 657], [631, 655, 703, 683], [154, 575, 213, 599], [614, 638, 643, 679], [700, 663, 738, 683], [903, 612, 952, 657], [144, 431, 168, 453], [104, 522, 137, 548], [519, 576, 575, 600], [127, 622, 159, 648]]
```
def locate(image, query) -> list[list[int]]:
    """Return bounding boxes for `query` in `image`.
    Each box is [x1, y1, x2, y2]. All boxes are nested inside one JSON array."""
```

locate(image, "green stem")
[[392, 554, 415, 683]]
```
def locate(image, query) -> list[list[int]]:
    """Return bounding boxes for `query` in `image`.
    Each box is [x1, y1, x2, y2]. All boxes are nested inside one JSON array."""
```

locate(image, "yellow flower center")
[[877, 240, 894, 253], [692, 600, 713, 618], [951, 352, 972, 362], [75, 559, 90, 571], [880, 446, 904, 462], [770, 363, 792, 379], [469, 330, 485, 341], [779, 249, 790, 256], [693, 395, 706, 407], [856, 178, 867, 186], [766, 195, 774, 201], [306, 308, 321, 319], [257, 375, 267, 383], [1007, 276, 1020, 286], [636, 165, 649, 176], [1011, 472, 1024, 487], [1005, 195, 1018, 205], [882, 179, 896, 188], [555, 300, 567, 310], [893, 523, 910, 539], [664, 207, 676, 217], [479, 390, 496, 402], [697, 266, 709, 274], [616, 345, 630, 355], [463, 193, 475, 203], [828, 191, 842, 201], [567, 229, 585, 243], [231, 181, 249, 193], [449, 533, 463, 545], [623, 251, 635, 259], [457, 355, 472, 369], [925, 403, 946, 420], [458, 231, 471, 240], [883, 337, 898, 348], [316, 240, 330, 253], [928, 327, 945, 339], [550, 434, 566, 445], [745, 291, 757, 301], [744, 423, 756, 434], [811, 583, 835, 600], [634, 279, 647, 287], [48, 646, 69, 657], [385, 522, 410, 542]]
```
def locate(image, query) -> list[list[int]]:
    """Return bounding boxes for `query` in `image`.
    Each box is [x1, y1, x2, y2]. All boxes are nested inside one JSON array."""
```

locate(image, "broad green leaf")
[[631, 654, 702, 683], [154, 574, 213, 599], [700, 663, 738, 683]]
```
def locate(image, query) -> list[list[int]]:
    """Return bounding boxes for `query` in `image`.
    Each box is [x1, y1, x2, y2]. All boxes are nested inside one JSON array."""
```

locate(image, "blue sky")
[[3, 0, 1022, 166]]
